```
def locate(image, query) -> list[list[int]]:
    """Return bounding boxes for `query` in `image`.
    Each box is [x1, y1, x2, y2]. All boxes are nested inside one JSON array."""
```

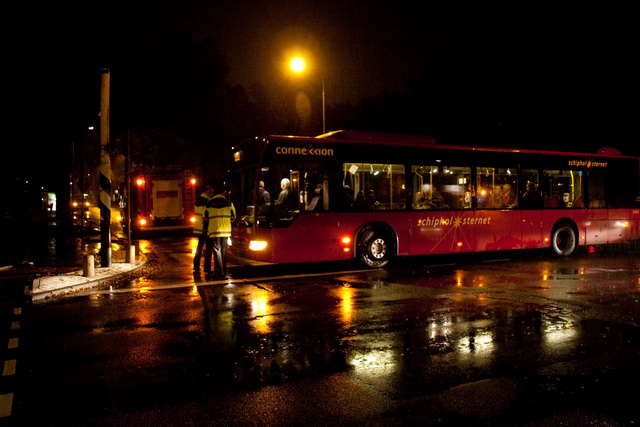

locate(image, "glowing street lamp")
[[288, 56, 326, 133], [289, 56, 307, 74]]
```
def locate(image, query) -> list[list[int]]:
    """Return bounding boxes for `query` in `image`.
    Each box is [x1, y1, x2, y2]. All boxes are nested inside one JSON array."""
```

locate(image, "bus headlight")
[[249, 240, 267, 251]]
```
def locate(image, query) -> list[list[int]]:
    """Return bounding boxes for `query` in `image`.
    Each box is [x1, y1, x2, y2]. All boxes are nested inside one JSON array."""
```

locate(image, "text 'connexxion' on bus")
[[275, 146, 335, 156]]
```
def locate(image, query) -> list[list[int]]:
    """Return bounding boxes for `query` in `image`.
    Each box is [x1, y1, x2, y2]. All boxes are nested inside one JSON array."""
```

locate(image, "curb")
[[29, 256, 147, 303]]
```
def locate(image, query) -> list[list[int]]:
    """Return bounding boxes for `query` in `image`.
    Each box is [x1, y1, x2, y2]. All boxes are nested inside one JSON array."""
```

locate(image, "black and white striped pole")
[[99, 69, 112, 267]]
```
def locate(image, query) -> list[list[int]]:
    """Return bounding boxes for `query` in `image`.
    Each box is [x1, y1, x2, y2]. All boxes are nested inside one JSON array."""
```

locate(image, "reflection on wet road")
[[189, 249, 640, 401], [16, 236, 640, 425]]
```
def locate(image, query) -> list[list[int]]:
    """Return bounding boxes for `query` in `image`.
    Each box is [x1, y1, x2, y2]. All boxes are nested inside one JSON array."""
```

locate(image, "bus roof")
[[236, 131, 638, 160], [318, 131, 638, 160]]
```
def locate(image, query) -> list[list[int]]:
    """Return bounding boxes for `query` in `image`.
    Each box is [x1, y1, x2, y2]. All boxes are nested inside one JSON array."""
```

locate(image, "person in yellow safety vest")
[[206, 180, 236, 279], [193, 185, 214, 275]]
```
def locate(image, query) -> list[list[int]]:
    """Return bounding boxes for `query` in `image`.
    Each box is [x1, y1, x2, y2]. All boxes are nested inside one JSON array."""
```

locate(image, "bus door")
[[584, 169, 608, 244], [409, 165, 474, 255], [585, 209, 608, 245], [474, 166, 525, 251], [519, 169, 543, 249], [605, 161, 640, 243], [270, 165, 343, 262]]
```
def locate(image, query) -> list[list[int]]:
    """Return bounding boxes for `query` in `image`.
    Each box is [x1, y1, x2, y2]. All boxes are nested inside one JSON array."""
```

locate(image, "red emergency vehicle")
[[129, 169, 197, 232]]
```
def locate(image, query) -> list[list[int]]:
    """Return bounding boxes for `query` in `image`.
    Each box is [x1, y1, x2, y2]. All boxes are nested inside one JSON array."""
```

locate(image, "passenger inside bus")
[[416, 188, 446, 209], [431, 190, 445, 209], [307, 184, 323, 211], [258, 181, 270, 205], [520, 182, 542, 209], [589, 195, 604, 208], [501, 183, 517, 208], [274, 178, 293, 216], [276, 178, 292, 206], [336, 185, 355, 211], [257, 180, 271, 216], [365, 189, 378, 210], [352, 190, 366, 210], [351, 189, 379, 210], [544, 192, 563, 208], [488, 186, 503, 208]]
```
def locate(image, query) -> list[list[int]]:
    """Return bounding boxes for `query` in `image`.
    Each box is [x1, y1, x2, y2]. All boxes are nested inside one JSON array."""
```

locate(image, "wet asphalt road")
[[3, 236, 640, 426]]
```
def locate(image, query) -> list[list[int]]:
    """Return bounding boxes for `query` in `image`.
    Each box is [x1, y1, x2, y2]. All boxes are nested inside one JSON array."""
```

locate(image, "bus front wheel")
[[358, 230, 391, 268], [551, 223, 577, 256]]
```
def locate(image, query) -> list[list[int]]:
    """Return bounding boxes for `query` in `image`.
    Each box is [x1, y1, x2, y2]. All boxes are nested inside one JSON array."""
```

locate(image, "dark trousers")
[[211, 236, 228, 277], [193, 234, 213, 272]]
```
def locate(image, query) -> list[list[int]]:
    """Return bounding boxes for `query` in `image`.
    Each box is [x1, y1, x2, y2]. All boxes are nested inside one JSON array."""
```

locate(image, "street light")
[[288, 56, 326, 134]]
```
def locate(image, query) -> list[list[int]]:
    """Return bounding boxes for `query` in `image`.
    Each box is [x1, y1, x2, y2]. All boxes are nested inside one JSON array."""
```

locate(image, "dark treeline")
[[4, 34, 637, 221], [101, 37, 637, 184]]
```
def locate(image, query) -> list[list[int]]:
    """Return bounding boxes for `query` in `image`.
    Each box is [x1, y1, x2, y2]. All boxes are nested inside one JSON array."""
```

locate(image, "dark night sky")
[[7, 1, 640, 185]]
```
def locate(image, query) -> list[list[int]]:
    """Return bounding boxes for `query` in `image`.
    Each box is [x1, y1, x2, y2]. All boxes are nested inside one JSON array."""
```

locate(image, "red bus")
[[129, 169, 197, 232], [228, 131, 640, 267]]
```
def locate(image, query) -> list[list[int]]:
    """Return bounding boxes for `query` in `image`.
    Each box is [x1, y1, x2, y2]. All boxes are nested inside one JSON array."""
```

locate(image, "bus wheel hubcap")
[[371, 238, 386, 259]]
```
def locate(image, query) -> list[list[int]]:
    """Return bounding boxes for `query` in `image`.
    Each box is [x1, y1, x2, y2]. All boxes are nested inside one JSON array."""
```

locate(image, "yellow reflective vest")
[[206, 194, 236, 237], [193, 192, 212, 235]]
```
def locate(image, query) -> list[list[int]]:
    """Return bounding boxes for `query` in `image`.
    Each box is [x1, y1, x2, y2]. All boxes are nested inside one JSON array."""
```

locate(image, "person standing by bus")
[[193, 185, 214, 275], [207, 180, 236, 279]]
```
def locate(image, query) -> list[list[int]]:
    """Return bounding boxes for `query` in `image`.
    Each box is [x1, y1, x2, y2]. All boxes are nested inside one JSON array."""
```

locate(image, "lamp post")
[[289, 56, 326, 133]]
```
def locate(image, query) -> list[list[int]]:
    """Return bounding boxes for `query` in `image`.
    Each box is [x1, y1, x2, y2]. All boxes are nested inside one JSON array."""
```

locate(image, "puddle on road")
[[192, 278, 597, 394], [73, 243, 639, 397]]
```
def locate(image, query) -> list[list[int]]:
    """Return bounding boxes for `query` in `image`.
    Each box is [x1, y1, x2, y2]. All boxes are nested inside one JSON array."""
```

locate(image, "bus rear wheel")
[[551, 223, 577, 256], [358, 230, 391, 268]]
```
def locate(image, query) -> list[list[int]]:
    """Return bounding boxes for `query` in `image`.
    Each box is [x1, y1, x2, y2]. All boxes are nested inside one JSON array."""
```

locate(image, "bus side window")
[[607, 160, 640, 208], [413, 165, 469, 210], [412, 165, 448, 210], [345, 163, 405, 210], [543, 170, 565, 208], [543, 169, 584, 209], [476, 167, 517, 209], [443, 166, 471, 209]]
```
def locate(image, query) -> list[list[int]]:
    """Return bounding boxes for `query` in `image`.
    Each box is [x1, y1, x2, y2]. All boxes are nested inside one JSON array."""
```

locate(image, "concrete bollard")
[[83, 254, 95, 278], [126, 245, 136, 263]]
